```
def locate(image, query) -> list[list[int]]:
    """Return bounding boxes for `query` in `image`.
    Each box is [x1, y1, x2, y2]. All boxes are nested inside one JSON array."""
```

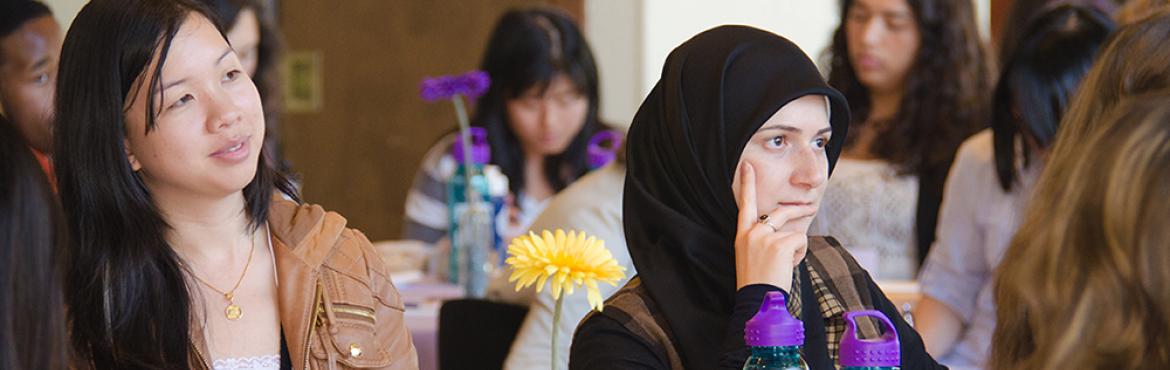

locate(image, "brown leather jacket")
[[191, 199, 419, 369]]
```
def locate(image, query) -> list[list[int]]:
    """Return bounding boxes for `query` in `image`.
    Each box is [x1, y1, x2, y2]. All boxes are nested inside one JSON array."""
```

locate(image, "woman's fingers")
[[761, 231, 808, 255], [756, 204, 817, 233], [737, 230, 808, 289], [736, 162, 759, 234]]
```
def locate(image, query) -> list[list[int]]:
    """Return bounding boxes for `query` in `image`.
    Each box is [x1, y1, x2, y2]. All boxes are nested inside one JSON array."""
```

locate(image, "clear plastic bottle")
[[447, 127, 499, 297], [743, 291, 807, 370], [839, 310, 901, 370]]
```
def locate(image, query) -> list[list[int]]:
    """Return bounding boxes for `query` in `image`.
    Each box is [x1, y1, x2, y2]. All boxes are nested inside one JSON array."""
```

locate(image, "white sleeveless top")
[[210, 226, 282, 370], [809, 158, 919, 280]]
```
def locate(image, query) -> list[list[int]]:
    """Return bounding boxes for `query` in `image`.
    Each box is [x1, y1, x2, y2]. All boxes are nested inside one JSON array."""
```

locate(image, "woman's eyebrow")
[[757, 125, 832, 136], [215, 48, 232, 65]]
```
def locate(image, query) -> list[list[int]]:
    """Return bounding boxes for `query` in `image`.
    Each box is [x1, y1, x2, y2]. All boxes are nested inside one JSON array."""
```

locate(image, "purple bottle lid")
[[587, 130, 623, 169], [839, 310, 901, 367], [453, 127, 490, 165], [744, 291, 804, 347]]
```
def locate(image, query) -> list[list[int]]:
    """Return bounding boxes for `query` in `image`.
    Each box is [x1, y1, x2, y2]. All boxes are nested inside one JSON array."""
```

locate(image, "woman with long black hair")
[[55, 0, 416, 367]]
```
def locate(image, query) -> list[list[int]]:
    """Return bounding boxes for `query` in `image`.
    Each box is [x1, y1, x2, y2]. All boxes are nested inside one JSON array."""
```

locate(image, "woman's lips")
[[210, 136, 251, 163], [855, 54, 882, 71]]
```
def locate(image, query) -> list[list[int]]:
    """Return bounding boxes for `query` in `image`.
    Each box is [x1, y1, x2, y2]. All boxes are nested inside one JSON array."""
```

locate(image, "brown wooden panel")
[[279, 1, 581, 241], [548, 0, 584, 22], [991, 0, 1014, 51]]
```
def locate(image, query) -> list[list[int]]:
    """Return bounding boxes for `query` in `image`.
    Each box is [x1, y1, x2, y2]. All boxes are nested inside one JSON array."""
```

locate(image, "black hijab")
[[622, 25, 850, 369]]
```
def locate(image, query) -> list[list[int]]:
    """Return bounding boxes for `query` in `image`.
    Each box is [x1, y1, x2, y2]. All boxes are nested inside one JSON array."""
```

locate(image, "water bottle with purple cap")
[[448, 127, 507, 297], [743, 291, 807, 370], [839, 310, 901, 370]]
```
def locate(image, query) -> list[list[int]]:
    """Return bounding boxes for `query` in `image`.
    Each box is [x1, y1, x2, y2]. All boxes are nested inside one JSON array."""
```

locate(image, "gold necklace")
[[186, 233, 256, 321]]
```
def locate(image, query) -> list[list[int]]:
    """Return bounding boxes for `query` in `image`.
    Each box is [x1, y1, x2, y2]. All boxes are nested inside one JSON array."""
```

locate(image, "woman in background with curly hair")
[[811, 0, 992, 280]]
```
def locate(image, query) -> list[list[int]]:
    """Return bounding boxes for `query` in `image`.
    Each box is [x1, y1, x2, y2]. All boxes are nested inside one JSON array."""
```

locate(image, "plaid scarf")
[[789, 237, 882, 366]]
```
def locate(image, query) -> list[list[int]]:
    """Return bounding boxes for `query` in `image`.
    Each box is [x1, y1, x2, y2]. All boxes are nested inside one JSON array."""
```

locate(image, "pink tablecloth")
[[400, 280, 463, 370]]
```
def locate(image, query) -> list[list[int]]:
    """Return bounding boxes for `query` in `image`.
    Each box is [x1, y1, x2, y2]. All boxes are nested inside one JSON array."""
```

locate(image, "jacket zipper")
[[191, 341, 211, 369], [331, 304, 377, 324], [304, 279, 324, 370]]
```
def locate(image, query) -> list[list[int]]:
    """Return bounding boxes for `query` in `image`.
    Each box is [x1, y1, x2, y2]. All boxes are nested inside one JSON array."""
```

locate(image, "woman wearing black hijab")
[[569, 26, 941, 370]]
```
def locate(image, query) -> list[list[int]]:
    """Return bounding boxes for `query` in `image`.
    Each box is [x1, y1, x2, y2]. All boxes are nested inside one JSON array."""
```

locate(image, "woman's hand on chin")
[[734, 163, 808, 291]]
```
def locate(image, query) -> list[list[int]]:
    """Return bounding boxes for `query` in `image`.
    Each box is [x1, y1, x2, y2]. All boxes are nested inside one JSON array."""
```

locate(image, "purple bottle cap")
[[744, 291, 804, 347], [452, 127, 490, 165], [839, 310, 900, 367], [587, 130, 623, 169]]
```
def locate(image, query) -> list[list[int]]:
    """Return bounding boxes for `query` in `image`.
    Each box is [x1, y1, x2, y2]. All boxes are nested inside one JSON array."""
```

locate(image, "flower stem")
[[552, 295, 564, 370], [451, 94, 480, 203], [450, 94, 481, 288]]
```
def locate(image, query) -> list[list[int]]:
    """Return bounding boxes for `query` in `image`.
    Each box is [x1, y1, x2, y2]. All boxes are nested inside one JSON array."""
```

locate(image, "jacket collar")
[[191, 199, 349, 368], [270, 199, 350, 368]]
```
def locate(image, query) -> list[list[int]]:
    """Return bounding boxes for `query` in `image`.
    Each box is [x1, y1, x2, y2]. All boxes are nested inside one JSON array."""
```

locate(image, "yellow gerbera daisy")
[[505, 229, 627, 312]]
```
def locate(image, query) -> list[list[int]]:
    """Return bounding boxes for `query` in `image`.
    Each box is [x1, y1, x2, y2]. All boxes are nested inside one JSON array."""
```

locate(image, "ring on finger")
[[757, 215, 779, 232]]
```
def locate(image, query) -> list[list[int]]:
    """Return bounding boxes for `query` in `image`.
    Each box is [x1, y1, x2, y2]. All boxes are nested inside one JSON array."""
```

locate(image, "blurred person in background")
[[812, 0, 992, 280], [403, 7, 605, 253], [914, 6, 1114, 368], [1116, 0, 1170, 23], [0, 113, 69, 370], [197, 0, 294, 176], [0, 0, 61, 186]]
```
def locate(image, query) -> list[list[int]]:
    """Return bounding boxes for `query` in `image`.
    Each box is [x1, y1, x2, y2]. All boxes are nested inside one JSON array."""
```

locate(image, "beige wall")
[[41, 0, 86, 30]]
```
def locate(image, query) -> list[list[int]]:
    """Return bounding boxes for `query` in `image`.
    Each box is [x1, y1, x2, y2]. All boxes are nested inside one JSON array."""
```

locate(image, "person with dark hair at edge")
[[0, 0, 61, 188], [992, 92, 1170, 370], [0, 113, 69, 370]]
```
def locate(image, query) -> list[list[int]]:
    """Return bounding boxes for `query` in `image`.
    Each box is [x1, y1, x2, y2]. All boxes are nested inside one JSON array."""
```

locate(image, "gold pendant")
[[226, 304, 243, 320]]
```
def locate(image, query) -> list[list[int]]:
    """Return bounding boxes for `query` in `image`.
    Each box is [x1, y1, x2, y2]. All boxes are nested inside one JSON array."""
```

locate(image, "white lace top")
[[213, 355, 280, 370], [809, 158, 919, 280]]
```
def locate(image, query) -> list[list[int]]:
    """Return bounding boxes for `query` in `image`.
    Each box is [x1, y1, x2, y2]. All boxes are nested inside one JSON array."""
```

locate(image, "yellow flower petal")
[[586, 279, 603, 312]]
